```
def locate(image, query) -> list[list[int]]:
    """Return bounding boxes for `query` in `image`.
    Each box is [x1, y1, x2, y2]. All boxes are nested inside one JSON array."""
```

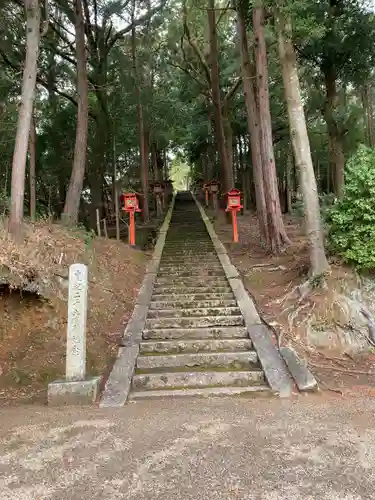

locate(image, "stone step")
[[164, 240, 211, 244], [143, 326, 248, 340], [139, 338, 252, 354], [153, 286, 232, 294], [145, 316, 244, 329], [136, 351, 258, 370], [157, 269, 225, 277], [167, 235, 208, 238], [158, 264, 223, 272], [151, 293, 235, 302], [160, 258, 217, 269], [147, 307, 241, 318], [155, 277, 228, 286], [162, 249, 214, 254], [129, 385, 272, 400], [132, 370, 265, 391], [149, 299, 237, 309]]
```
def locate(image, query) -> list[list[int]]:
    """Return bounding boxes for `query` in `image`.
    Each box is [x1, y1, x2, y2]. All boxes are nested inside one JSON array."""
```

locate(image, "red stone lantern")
[[225, 189, 243, 243], [122, 192, 141, 246]]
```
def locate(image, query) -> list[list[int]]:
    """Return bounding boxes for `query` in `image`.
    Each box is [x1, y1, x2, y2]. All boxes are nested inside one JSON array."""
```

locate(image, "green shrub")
[[326, 145, 375, 270]]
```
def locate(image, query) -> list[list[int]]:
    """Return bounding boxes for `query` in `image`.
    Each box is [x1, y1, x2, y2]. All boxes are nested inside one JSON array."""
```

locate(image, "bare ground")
[[0, 220, 149, 405], [0, 396, 375, 499], [213, 210, 375, 394]]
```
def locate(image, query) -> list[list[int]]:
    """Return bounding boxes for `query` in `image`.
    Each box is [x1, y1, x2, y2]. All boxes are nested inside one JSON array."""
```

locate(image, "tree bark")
[[323, 67, 345, 199], [285, 147, 293, 214], [206, 99, 214, 180], [253, 4, 289, 251], [29, 115, 36, 221], [131, 13, 149, 221], [62, 0, 89, 225], [275, 6, 329, 276], [9, 0, 41, 236], [207, 0, 234, 192], [236, 8, 268, 244], [222, 99, 233, 178], [362, 84, 374, 148]]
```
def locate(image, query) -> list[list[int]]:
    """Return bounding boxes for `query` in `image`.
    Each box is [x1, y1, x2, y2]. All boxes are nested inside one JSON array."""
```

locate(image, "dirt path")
[[0, 396, 374, 499]]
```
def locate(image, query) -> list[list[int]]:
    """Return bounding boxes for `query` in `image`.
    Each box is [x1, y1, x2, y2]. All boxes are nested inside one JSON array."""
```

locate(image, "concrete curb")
[[99, 195, 176, 408], [193, 195, 294, 398], [280, 347, 318, 392]]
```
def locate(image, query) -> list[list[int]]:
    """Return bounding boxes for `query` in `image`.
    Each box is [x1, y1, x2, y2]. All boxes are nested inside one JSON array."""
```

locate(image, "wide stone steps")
[[132, 370, 265, 391], [139, 338, 253, 354], [136, 351, 258, 370], [155, 277, 228, 286], [145, 316, 244, 329], [154, 285, 232, 294], [128, 192, 271, 400], [157, 269, 225, 277], [151, 292, 235, 301], [149, 299, 238, 309], [147, 307, 241, 318], [142, 326, 249, 340], [129, 385, 271, 400]]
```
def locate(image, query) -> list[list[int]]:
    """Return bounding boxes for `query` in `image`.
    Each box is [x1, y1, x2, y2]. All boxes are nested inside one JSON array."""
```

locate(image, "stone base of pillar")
[[47, 377, 101, 406]]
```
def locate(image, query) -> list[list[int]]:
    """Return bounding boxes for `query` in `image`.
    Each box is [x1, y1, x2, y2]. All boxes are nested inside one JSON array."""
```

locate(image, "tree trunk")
[[222, 99, 233, 179], [275, 6, 329, 276], [323, 67, 345, 199], [29, 114, 36, 221], [363, 84, 374, 148], [236, 8, 268, 244], [285, 147, 293, 214], [207, 0, 234, 192], [9, 0, 41, 236], [131, 19, 149, 222], [62, 0, 89, 225], [253, 5, 289, 251], [206, 99, 214, 180]]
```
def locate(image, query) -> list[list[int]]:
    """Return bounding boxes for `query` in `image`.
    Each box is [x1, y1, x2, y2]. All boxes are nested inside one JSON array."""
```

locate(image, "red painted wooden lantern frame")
[[123, 192, 141, 213], [122, 192, 141, 246], [225, 189, 242, 212]]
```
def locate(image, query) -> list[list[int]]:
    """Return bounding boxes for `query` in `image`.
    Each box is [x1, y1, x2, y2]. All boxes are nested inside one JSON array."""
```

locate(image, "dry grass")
[[0, 218, 149, 405]]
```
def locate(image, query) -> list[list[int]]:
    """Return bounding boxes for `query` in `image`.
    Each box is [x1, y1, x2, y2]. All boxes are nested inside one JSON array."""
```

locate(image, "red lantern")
[[225, 189, 242, 243], [123, 192, 141, 213], [225, 189, 242, 212], [122, 192, 141, 246]]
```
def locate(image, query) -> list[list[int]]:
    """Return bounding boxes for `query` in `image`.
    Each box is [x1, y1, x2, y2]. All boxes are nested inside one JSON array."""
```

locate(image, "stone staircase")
[[129, 193, 271, 400]]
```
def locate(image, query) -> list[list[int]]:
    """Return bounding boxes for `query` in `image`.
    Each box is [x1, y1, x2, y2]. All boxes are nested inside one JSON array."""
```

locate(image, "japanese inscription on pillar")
[[66, 263, 88, 381]]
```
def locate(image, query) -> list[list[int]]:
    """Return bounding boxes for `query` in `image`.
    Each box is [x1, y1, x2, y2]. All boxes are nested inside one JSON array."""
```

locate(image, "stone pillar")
[[66, 264, 88, 381], [48, 263, 100, 406]]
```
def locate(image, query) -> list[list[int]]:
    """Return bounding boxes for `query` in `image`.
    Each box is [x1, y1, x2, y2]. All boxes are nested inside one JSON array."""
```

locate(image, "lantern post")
[[203, 183, 209, 207], [122, 192, 141, 246], [152, 182, 164, 218], [209, 180, 219, 213], [225, 189, 243, 243]]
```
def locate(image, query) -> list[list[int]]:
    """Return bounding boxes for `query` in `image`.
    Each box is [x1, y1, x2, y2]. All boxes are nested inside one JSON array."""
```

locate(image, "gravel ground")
[[0, 395, 374, 499]]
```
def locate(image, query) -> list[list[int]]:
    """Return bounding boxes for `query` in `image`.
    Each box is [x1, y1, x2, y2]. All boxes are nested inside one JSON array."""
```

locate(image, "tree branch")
[[216, 0, 231, 26], [223, 77, 242, 103], [168, 60, 210, 96], [107, 1, 167, 52], [182, 2, 211, 85]]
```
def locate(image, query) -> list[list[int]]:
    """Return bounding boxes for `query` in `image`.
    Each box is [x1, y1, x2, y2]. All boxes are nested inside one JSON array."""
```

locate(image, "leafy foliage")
[[326, 145, 375, 269]]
